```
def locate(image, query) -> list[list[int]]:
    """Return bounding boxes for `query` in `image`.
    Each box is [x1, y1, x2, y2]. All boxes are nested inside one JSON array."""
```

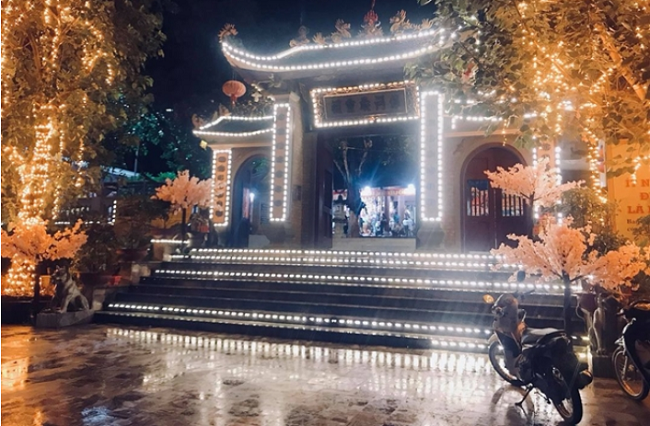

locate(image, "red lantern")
[[222, 80, 246, 105]]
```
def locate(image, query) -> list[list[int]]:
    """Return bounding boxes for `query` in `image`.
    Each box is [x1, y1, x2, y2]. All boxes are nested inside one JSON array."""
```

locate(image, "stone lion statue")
[[49, 265, 89, 312]]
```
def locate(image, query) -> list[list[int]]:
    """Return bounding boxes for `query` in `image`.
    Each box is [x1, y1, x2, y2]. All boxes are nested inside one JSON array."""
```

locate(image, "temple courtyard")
[[2, 325, 649, 426]]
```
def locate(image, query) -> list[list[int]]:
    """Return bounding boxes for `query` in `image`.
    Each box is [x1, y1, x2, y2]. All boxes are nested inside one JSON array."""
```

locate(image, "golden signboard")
[[607, 145, 650, 241]]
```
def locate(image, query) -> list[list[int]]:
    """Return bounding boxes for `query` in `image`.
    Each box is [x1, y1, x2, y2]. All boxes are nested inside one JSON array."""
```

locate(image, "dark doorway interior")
[[231, 155, 270, 248]]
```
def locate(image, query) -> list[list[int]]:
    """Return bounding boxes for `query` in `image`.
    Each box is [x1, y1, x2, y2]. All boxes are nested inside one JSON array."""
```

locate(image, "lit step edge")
[[153, 270, 571, 294], [137, 281, 570, 301], [106, 303, 588, 346], [107, 302, 493, 337], [97, 310, 488, 351], [173, 256, 507, 272]]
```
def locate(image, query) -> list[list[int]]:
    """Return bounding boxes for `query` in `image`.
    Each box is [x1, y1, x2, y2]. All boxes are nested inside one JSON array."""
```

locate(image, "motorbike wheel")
[[551, 367, 583, 424], [488, 341, 523, 386], [612, 347, 650, 401]]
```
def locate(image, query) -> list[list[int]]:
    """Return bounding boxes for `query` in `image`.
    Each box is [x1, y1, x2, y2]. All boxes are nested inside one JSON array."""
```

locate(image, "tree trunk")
[[31, 262, 43, 319], [563, 274, 573, 337], [346, 180, 362, 238], [348, 211, 360, 238], [181, 208, 187, 254]]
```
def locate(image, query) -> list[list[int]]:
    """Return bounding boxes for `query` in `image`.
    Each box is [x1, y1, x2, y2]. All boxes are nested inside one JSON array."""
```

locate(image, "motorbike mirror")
[[483, 294, 495, 304]]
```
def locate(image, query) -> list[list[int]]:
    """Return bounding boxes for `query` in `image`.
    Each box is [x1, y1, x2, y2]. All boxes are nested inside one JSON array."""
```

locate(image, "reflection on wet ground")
[[2, 325, 648, 426]]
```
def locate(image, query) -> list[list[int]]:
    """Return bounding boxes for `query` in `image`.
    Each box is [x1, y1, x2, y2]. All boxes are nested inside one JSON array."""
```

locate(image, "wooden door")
[[462, 147, 529, 252], [314, 137, 333, 249]]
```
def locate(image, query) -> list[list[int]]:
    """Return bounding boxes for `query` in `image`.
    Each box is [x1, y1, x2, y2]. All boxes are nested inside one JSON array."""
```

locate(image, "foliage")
[[74, 223, 119, 274], [410, 0, 650, 175], [492, 218, 649, 299], [485, 158, 581, 208], [560, 187, 625, 254], [107, 108, 212, 179], [113, 195, 167, 249], [152, 170, 212, 211], [1, 0, 165, 222], [632, 215, 650, 247]]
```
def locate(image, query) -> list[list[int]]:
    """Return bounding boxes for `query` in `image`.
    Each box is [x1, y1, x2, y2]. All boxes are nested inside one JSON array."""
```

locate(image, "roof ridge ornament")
[[360, 0, 382, 38]]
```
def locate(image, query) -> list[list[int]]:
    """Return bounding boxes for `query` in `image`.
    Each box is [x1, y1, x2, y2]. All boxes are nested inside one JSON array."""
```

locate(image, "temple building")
[[195, 14, 589, 253]]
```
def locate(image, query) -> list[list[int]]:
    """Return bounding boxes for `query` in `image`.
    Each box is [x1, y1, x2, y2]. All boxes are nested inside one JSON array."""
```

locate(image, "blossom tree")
[[1, 219, 87, 298], [152, 170, 212, 248], [485, 157, 582, 209], [493, 218, 649, 335], [485, 157, 581, 237]]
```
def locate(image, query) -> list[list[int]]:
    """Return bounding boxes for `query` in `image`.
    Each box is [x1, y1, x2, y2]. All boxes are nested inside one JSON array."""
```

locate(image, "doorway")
[[461, 146, 530, 252], [231, 155, 270, 248]]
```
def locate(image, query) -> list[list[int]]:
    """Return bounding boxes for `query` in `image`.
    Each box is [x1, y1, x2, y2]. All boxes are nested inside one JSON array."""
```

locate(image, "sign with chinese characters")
[[324, 89, 407, 120], [311, 81, 419, 127]]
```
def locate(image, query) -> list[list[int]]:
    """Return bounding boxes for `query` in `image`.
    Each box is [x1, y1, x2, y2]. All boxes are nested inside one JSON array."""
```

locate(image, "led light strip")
[[419, 91, 444, 222], [181, 254, 507, 270], [221, 28, 443, 61], [223, 43, 439, 72], [198, 114, 273, 131], [269, 103, 291, 221], [211, 149, 232, 227], [156, 268, 576, 294], [107, 302, 492, 337], [105, 306, 589, 358], [451, 115, 503, 130], [151, 239, 186, 245], [192, 248, 499, 261], [193, 128, 273, 138]]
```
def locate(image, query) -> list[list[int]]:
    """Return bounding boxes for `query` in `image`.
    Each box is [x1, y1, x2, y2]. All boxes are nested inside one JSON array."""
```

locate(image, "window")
[[501, 193, 524, 217], [467, 179, 489, 216]]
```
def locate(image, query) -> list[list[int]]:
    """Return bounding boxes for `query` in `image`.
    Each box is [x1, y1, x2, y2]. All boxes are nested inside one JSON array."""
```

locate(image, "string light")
[[269, 103, 291, 221]]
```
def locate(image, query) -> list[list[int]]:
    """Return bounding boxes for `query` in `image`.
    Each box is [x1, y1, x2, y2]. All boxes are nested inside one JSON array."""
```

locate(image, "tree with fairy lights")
[[1, 0, 164, 295], [410, 1, 649, 177]]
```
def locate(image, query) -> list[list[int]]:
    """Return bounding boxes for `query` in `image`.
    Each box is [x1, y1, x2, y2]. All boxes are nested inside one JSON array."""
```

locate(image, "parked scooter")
[[485, 287, 593, 424], [612, 300, 650, 400]]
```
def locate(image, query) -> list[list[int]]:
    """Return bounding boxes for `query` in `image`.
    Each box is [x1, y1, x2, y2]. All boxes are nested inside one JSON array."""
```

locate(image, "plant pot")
[[116, 248, 149, 262]]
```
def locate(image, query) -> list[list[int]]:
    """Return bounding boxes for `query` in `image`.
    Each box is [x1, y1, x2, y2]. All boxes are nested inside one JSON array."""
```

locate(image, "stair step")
[[95, 310, 489, 352]]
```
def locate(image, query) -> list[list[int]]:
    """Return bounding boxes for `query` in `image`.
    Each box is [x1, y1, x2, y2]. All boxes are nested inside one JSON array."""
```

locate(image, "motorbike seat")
[[522, 328, 560, 345]]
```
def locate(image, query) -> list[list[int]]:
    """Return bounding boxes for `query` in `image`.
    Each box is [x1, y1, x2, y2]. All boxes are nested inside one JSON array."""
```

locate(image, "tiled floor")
[[1, 325, 648, 425]]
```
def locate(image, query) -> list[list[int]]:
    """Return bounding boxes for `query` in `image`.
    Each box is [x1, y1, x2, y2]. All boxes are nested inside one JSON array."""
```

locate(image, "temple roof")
[[193, 115, 273, 145], [221, 28, 447, 81]]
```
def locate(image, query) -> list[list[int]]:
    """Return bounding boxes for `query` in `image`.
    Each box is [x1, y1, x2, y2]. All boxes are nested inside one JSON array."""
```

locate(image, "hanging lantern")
[[222, 80, 246, 105]]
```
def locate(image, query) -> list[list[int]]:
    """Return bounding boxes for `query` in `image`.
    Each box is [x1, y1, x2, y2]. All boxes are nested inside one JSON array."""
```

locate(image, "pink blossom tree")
[[1, 219, 87, 299], [492, 217, 649, 334], [485, 158, 582, 231], [153, 170, 212, 249]]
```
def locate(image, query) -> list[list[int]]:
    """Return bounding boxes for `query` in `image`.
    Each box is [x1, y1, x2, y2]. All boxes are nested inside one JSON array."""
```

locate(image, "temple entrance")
[[461, 146, 530, 252], [231, 155, 270, 248], [325, 134, 417, 251]]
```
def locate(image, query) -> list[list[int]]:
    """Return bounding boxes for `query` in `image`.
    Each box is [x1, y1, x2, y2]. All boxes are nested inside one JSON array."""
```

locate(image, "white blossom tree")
[[152, 170, 212, 248], [493, 217, 649, 334]]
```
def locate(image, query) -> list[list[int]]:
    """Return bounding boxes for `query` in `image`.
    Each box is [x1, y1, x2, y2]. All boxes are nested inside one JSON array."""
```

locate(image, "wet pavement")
[[1, 325, 648, 426]]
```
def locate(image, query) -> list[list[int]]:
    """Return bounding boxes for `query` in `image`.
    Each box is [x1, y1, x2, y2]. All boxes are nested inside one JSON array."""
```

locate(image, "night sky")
[[147, 0, 428, 115]]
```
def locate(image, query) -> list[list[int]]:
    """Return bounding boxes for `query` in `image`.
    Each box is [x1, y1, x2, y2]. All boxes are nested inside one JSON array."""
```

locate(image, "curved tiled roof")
[[222, 28, 448, 76]]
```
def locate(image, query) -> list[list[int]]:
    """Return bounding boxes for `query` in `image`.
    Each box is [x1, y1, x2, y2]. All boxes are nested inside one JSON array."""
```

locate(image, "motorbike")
[[485, 290, 593, 424], [612, 300, 650, 400]]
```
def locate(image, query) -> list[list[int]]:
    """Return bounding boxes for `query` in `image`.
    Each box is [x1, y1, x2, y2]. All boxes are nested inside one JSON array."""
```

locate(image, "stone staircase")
[[95, 248, 587, 354]]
